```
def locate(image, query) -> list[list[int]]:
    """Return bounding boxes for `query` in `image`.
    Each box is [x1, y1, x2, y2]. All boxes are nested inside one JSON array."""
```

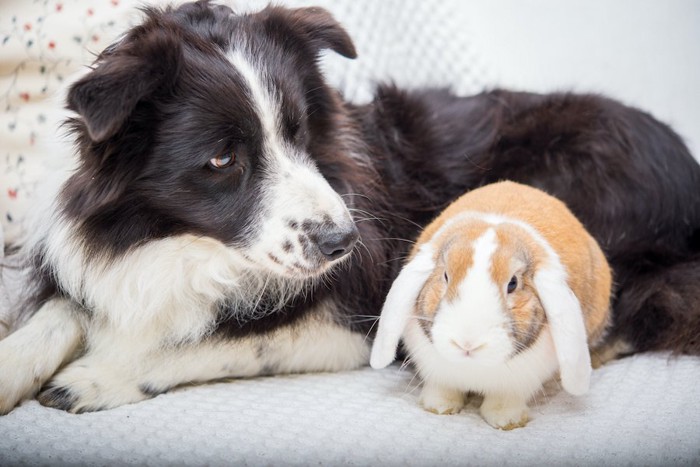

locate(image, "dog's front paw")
[[0, 335, 43, 414], [420, 382, 465, 415], [0, 298, 84, 415], [0, 368, 40, 415], [38, 361, 149, 413], [480, 394, 529, 430]]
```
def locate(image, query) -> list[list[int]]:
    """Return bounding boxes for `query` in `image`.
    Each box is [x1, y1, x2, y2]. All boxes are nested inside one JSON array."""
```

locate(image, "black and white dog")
[[1, 1, 699, 414]]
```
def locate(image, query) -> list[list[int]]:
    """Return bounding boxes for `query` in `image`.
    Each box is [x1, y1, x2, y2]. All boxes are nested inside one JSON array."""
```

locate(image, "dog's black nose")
[[317, 225, 359, 261]]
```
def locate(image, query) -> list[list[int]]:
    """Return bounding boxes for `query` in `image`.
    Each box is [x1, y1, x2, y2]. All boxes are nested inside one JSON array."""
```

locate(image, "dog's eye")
[[507, 275, 518, 293], [208, 151, 236, 170], [443, 270, 449, 283]]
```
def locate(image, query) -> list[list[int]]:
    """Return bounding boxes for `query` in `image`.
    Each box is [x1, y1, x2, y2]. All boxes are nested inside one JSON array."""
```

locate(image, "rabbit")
[[370, 181, 612, 429]]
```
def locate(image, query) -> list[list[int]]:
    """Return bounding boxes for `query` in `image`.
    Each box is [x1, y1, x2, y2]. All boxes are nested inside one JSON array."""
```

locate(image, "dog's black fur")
[[13, 0, 700, 393]]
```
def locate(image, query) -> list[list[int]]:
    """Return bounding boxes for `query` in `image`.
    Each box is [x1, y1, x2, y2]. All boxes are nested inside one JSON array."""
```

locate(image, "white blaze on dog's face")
[[226, 48, 358, 278], [417, 224, 548, 365]]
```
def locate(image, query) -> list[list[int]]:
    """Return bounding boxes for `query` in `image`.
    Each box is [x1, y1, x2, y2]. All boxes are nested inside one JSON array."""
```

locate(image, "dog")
[[1, 0, 699, 414]]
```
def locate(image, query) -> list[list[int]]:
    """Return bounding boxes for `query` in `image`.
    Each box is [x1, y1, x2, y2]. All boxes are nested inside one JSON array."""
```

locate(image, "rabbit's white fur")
[[371, 181, 611, 429]]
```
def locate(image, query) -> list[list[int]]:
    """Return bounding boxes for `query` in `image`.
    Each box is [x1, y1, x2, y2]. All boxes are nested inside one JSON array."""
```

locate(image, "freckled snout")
[[316, 224, 359, 261]]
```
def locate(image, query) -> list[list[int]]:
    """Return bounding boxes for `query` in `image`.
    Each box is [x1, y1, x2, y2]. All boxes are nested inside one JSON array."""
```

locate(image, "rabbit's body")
[[371, 181, 612, 429]]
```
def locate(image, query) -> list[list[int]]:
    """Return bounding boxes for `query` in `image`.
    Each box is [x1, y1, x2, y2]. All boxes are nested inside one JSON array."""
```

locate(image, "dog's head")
[[63, 0, 360, 279]]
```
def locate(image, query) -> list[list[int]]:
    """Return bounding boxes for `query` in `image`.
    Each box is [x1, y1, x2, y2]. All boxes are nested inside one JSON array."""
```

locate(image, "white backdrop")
[[460, 0, 700, 160]]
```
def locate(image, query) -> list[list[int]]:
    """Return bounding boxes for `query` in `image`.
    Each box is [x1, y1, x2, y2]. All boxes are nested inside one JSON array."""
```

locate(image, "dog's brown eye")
[[208, 151, 235, 170], [507, 275, 517, 293]]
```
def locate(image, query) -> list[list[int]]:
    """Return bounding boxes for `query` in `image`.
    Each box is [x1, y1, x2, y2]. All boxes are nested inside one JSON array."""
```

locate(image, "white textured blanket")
[[1, 353, 699, 465]]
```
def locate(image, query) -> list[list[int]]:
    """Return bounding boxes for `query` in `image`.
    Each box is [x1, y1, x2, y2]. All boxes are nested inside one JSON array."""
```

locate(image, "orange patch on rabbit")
[[490, 225, 549, 351]]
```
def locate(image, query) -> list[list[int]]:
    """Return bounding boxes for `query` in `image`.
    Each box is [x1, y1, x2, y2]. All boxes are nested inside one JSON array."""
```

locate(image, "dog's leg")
[[0, 298, 84, 414], [38, 313, 369, 413]]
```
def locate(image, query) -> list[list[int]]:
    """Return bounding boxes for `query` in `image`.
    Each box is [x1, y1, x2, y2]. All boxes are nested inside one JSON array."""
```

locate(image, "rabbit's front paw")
[[480, 394, 529, 430], [420, 382, 465, 415]]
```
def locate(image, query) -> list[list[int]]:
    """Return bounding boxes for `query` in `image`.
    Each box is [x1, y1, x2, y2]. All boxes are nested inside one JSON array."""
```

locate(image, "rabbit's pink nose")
[[450, 339, 486, 357]]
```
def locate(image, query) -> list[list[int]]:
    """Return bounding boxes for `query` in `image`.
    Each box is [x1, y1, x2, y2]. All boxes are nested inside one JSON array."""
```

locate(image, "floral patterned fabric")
[[0, 0, 158, 245]]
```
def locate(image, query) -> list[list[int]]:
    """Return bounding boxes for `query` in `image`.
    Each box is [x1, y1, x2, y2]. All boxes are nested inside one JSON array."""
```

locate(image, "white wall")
[[461, 0, 700, 159]]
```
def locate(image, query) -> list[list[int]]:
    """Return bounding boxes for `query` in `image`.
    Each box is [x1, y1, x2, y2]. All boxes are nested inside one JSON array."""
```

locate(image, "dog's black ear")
[[67, 32, 181, 142], [283, 6, 357, 59], [68, 59, 158, 142]]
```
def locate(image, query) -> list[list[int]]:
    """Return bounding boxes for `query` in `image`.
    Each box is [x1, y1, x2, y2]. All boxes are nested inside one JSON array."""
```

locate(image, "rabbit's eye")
[[507, 276, 518, 293], [442, 268, 450, 284]]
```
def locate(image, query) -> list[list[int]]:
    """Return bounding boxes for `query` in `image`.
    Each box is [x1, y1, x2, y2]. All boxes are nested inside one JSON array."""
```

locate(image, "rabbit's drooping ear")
[[534, 266, 591, 395], [370, 245, 435, 369]]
